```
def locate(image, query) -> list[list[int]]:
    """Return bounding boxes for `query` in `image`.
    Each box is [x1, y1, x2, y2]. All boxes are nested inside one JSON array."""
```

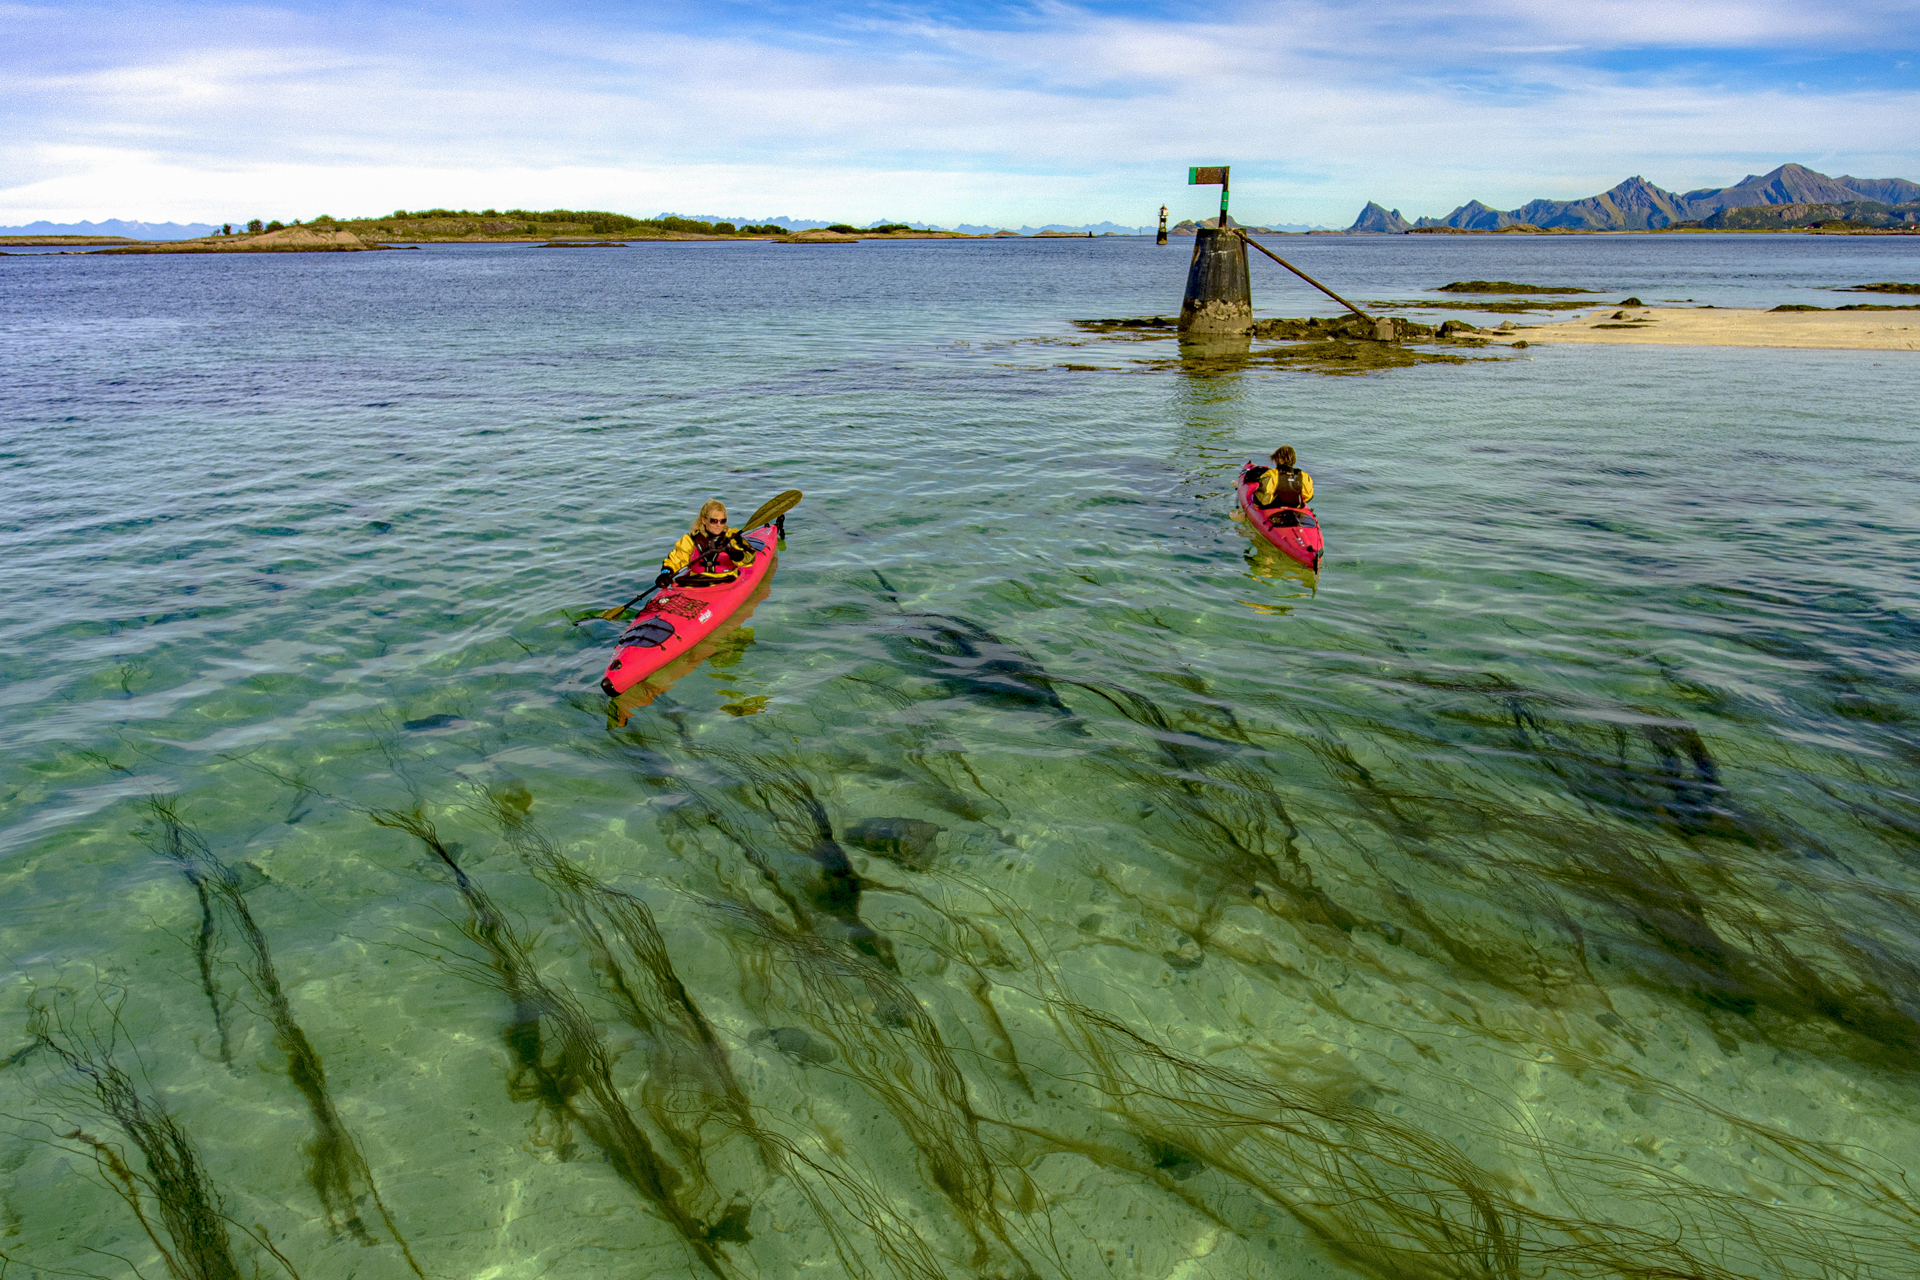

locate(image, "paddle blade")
[[597, 605, 627, 620], [741, 489, 802, 532]]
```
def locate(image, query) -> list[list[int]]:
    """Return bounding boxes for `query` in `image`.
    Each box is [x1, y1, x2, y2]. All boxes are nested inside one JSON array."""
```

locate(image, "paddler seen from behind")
[[1243, 446, 1314, 523], [1238, 445, 1323, 573], [654, 498, 755, 591]]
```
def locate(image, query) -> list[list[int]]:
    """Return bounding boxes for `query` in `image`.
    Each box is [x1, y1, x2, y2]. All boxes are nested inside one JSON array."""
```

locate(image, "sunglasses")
[[706, 516, 727, 525]]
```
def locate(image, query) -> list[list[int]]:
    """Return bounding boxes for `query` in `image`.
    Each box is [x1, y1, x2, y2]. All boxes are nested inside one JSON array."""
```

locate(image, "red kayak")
[[1238, 469, 1323, 572], [600, 523, 779, 696]]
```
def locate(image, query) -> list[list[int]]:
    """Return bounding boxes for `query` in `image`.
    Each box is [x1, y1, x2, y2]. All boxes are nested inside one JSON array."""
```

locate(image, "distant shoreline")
[[2, 224, 1157, 253], [12, 227, 1914, 255]]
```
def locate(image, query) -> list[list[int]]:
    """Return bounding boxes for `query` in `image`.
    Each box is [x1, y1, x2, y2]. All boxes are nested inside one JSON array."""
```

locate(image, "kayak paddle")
[[587, 489, 803, 622], [740, 488, 803, 532], [585, 582, 664, 624]]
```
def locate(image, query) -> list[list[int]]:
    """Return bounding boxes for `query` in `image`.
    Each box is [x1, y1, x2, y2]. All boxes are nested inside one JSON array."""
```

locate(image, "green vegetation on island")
[[38, 208, 987, 255], [1665, 201, 1920, 233], [336, 208, 791, 239], [1841, 282, 1920, 294]]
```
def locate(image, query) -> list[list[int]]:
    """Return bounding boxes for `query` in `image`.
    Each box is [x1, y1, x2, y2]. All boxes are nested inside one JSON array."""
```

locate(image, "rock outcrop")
[[98, 227, 382, 253], [1348, 202, 1411, 233], [1698, 201, 1920, 230]]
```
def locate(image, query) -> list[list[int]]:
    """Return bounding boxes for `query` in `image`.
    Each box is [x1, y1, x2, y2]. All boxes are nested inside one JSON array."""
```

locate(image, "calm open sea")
[[2, 234, 1918, 1280]]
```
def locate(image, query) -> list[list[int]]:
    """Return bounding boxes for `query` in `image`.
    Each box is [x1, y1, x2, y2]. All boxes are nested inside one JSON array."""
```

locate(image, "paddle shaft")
[[1234, 231, 1371, 319], [588, 582, 661, 623]]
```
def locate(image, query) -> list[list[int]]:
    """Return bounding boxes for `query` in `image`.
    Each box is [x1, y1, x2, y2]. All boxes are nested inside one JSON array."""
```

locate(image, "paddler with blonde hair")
[[652, 498, 755, 591]]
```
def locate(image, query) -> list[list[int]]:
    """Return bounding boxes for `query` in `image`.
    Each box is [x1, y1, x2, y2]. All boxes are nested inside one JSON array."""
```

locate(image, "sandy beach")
[[1489, 305, 1920, 350]]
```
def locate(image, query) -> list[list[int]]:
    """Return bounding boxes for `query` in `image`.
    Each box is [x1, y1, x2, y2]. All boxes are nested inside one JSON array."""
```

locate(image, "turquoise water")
[[3, 236, 1919, 1279]]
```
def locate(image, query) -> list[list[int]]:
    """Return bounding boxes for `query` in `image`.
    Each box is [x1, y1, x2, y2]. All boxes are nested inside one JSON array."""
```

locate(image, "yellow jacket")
[[663, 526, 754, 574], [1255, 466, 1314, 506]]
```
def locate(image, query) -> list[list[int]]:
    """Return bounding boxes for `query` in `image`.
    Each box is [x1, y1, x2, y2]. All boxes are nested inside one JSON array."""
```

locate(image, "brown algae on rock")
[[1072, 313, 1513, 376], [1435, 279, 1599, 294]]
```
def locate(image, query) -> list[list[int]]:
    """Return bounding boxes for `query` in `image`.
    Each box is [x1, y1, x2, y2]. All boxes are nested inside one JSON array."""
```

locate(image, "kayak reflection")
[[607, 550, 777, 726], [1233, 508, 1318, 615]]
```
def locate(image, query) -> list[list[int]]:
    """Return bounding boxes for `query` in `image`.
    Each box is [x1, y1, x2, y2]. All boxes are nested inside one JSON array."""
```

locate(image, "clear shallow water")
[[2, 236, 1919, 1280]]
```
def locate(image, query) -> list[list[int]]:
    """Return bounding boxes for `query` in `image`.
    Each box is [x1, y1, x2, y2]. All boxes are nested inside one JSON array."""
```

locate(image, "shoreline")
[[1488, 306, 1920, 350], [4, 227, 1040, 253]]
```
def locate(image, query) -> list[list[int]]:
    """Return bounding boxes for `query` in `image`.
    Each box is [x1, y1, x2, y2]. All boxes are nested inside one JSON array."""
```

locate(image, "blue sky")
[[4, 0, 1916, 226]]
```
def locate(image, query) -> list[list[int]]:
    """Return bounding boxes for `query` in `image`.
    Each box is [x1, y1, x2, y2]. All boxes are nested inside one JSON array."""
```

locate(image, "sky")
[[3, 0, 1917, 228]]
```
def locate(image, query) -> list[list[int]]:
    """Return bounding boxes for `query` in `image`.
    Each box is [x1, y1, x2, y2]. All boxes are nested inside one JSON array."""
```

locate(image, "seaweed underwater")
[[11, 678, 1914, 1280], [861, 572, 1082, 731], [16, 999, 294, 1280], [1282, 668, 1920, 1074], [888, 832, 1919, 1280], [365, 804, 743, 1279], [139, 797, 421, 1270], [1030, 984, 1903, 1280], [709, 896, 1043, 1279], [479, 785, 776, 1181], [892, 666, 1920, 1279], [239, 750, 977, 1280], [18, 628, 1910, 1280], [597, 731, 1061, 1276]]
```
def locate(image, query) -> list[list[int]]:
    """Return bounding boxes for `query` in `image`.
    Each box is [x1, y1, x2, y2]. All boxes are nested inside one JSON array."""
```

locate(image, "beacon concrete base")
[[1178, 226, 1253, 334]]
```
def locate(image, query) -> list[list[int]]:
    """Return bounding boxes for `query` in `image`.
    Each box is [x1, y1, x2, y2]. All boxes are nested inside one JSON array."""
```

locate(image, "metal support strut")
[[1232, 230, 1372, 320]]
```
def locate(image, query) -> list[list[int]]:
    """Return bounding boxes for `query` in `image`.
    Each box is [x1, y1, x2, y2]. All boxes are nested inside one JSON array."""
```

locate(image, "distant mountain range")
[[1166, 216, 1320, 235], [1348, 164, 1920, 232], [0, 219, 221, 239], [662, 215, 1159, 235]]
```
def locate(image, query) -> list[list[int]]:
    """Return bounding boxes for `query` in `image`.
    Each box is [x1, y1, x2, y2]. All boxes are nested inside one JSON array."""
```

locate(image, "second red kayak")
[[600, 523, 779, 696], [1238, 471, 1323, 572]]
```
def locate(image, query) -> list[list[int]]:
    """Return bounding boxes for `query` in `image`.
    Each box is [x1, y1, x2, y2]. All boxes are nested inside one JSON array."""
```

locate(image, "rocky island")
[[20, 209, 998, 254]]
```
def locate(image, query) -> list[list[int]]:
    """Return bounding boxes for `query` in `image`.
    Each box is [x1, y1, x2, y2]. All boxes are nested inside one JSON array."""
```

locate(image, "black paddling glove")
[[654, 568, 674, 588]]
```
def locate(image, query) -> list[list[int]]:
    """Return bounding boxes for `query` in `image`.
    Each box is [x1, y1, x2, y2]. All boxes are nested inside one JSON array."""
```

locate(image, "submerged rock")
[[843, 817, 943, 867], [1153, 1145, 1206, 1180], [750, 1026, 835, 1066], [888, 613, 1078, 724]]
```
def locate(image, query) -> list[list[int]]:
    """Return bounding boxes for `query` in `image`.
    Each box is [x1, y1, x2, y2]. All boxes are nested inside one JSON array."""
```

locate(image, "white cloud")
[[2, 0, 1916, 225]]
